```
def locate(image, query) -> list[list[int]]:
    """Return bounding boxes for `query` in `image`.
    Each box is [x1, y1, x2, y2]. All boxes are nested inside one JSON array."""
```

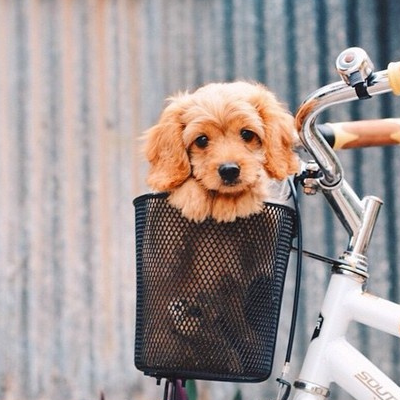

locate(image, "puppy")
[[144, 81, 299, 222]]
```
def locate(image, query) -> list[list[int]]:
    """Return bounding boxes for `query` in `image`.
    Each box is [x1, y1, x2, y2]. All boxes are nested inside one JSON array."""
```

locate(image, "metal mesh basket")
[[134, 193, 296, 383]]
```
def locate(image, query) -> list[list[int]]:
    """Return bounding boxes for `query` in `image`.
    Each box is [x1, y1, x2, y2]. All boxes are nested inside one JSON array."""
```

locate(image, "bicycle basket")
[[134, 193, 296, 383]]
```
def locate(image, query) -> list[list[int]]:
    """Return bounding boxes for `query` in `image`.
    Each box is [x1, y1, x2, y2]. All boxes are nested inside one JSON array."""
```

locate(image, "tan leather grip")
[[388, 62, 400, 95], [320, 119, 400, 149]]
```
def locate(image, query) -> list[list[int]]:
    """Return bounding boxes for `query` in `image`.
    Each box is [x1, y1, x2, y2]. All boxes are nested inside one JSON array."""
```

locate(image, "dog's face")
[[144, 81, 298, 193], [182, 98, 267, 194]]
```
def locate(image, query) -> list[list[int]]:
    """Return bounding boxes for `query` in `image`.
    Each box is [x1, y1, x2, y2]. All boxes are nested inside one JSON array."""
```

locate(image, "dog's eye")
[[194, 135, 209, 148], [240, 129, 256, 142]]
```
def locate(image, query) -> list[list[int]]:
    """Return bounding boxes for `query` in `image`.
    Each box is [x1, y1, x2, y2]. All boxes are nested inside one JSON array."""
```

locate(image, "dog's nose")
[[218, 163, 241, 183]]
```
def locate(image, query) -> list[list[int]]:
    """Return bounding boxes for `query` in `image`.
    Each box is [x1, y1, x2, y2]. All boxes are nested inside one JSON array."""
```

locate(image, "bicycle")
[[291, 46, 400, 400], [133, 47, 400, 400]]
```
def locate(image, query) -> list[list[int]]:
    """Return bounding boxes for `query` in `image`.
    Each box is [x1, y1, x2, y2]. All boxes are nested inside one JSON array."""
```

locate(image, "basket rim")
[[133, 192, 295, 215], [133, 192, 169, 206]]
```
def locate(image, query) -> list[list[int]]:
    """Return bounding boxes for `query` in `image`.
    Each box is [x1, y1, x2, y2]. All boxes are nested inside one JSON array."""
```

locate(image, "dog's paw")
[[168, 179, 212, 222], [212, 192, 264, 222], [235, 191, 265, 218], [211, 196, 239, 222]]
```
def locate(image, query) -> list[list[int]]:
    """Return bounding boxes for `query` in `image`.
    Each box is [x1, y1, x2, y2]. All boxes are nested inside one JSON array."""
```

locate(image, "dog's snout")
[[218, 163, 241, 183]]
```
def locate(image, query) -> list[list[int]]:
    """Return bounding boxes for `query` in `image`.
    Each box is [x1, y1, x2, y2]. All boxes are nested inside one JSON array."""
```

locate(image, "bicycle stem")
[[295, 49, 393, 275]]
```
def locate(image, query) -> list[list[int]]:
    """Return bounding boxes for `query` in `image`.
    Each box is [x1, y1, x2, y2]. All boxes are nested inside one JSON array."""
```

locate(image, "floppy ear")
[[251, 85, 299, 180], [144, 99, 191, 191]]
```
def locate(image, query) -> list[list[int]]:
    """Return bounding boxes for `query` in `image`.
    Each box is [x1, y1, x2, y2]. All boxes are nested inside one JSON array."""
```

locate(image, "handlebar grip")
[[318, 119, 400, 149], [388, 61, 400, 95]]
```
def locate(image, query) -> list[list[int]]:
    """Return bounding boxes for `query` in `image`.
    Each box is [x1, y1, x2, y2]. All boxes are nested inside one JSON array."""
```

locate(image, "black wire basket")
[[134, 193, 296, 383]]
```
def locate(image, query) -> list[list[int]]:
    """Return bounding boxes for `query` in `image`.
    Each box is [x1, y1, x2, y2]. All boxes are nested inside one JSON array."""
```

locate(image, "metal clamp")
[[301, 160, 322, 195], [294, 380, 331, 398]]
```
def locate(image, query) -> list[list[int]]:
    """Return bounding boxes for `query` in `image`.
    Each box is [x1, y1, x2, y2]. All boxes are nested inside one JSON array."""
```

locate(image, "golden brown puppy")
[[144, 81, 299, 222]]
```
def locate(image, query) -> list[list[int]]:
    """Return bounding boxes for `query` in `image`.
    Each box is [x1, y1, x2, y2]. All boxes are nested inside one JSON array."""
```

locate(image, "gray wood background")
[[1, 0, 399, 399]]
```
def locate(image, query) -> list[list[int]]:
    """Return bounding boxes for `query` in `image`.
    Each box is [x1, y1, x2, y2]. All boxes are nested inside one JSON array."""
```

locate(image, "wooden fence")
[[1, 0, 399, 399]]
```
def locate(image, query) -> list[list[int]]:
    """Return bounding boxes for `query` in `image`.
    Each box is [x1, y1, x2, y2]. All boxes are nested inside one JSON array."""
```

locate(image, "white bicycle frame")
[[293, 48, 400, 400], [293, 274, 400, 400]]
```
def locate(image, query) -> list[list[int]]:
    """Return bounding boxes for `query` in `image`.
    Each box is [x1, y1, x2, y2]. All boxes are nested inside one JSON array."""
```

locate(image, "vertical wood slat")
[[0, 0, 14, 397], [0, 1, 399, 399]]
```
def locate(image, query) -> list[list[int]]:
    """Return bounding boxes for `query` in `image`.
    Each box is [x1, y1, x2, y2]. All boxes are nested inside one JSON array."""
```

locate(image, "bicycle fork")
[[293, 272, 400, 400]]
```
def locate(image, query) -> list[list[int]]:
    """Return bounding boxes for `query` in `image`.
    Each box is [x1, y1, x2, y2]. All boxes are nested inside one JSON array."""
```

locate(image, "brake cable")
[[291, 246, 346, 267]]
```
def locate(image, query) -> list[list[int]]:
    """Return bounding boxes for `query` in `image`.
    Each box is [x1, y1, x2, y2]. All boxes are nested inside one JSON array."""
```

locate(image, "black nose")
[[218, 163, 240, 183]]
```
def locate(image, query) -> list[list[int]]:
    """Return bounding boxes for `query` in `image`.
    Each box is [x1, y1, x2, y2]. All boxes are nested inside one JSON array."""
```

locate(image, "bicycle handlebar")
[[294, 49, 400, 270], [317, 118, 400, 149], [295, 52, 400, 189]]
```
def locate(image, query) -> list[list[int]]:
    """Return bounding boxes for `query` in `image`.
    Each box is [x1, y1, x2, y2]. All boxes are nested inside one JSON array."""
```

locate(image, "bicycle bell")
[[336, 47, 375, 84]]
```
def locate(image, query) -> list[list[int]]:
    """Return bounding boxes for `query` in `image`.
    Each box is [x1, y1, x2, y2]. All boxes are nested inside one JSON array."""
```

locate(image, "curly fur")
[[144, 81, 299, 222]]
